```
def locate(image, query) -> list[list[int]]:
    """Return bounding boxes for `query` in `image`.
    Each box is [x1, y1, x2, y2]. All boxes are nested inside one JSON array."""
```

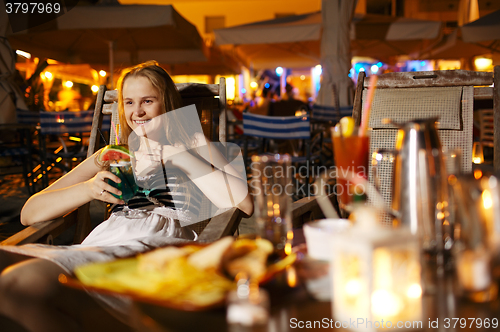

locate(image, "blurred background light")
[[16, 50, 31, 59], [226, 77, 236, 100], [475, 58, 493, 71], [275, 66, 284, 77]]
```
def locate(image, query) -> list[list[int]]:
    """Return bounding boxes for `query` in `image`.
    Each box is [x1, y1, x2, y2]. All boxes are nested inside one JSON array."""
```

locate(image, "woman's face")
[[123, 76, 164, 132]]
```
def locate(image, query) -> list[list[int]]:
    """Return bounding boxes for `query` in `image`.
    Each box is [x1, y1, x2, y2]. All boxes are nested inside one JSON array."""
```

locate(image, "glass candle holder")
[[331, 207, 422, 331]]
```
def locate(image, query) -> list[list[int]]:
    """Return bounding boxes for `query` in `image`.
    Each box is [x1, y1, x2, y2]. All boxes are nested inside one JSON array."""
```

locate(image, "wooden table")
[[136, 273, 500, 332], [134, 230, 500, 332]]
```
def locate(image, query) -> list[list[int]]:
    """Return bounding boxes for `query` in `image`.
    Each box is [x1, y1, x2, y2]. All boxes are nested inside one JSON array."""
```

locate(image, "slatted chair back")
[[242, 113, 310, 140], [242, 113, 320, 197], [479, 109, 494, 148], [38, 110, 110, 188], [311, 104, 353, 124], [16, 109, 40, 126], [40, 110, 94, 135], [0, 110, 39, 194], [352, 68, 499, 224]]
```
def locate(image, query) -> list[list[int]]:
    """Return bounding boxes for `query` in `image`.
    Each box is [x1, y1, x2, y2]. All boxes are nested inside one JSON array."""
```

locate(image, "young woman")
[[0, 61, 253, 332]]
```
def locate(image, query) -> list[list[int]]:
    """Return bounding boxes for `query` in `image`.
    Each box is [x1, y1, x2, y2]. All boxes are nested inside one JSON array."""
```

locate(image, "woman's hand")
[[84, 171, 125, 204]]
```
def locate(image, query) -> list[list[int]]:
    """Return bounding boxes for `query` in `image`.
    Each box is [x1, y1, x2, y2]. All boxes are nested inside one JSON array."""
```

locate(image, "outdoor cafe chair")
[[352, 67, 499, 224], [242, 112, 323, 199], [478, 108, 494, 150], [38, 110, 110, 189], [0, 110, 39, 195], [0, 78, 245, 246], [311, 104, 353, 125]]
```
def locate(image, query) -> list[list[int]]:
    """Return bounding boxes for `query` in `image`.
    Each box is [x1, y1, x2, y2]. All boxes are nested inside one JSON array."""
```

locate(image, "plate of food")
[[59, 237, 296, 311]]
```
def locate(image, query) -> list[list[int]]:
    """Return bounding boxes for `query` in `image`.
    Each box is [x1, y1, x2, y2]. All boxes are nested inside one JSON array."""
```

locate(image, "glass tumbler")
[[251, 154, 293, 258]]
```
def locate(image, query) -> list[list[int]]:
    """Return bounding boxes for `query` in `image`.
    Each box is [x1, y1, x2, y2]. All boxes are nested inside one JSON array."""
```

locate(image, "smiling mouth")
[[134, 119, 151, 125]]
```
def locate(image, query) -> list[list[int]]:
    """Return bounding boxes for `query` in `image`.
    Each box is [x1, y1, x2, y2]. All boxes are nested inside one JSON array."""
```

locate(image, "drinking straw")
[[359, 75, 378, 137], [116, 124, 120, 145], [111, 120, 120, 145]]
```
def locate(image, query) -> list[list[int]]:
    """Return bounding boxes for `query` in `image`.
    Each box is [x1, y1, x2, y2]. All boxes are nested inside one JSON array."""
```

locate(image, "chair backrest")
[[242, 113, 310, 140], [311, 104, 353, 123], [177, 79, 227, 145], [39, 110, 95, 135], [352, 68, 498, 222], [16, 110, 40, 126], [478, 109, 494, 148]]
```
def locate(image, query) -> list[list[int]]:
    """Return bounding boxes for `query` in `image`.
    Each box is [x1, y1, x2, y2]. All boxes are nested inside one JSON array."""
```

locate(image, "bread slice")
[[187, 237, 235, 271]]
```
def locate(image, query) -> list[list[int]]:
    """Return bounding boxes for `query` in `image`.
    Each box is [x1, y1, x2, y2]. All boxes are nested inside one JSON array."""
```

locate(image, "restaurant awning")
[[7, 4, 207, 82], [461, 9, 500, 53], [214, 11, 442, 69], [418, 29, 492, 60]]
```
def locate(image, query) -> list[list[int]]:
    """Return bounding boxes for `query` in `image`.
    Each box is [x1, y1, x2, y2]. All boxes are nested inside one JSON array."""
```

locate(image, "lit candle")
[[456, 248, 492, 292]]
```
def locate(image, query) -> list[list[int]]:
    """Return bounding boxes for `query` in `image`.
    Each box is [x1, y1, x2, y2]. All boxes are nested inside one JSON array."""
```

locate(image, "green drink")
[[108, 161, 138, 203]]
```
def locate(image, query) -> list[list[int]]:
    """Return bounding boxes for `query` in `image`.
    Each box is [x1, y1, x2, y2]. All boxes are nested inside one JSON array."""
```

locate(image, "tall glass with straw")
[[332, 75, 377, 216], [105, 121, 144, 218]]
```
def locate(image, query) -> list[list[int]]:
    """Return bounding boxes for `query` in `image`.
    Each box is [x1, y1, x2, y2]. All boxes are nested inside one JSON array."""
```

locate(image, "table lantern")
[[331, 207, 422, 331], [449, 173, 499, 302]]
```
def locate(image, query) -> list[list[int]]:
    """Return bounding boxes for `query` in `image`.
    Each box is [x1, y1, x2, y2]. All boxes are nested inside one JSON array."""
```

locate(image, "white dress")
[[0, 206, 198, 324], [0, 206, 196, 274]]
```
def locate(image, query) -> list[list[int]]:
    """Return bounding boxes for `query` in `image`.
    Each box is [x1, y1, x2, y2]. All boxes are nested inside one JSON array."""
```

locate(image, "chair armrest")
[[197, 207, 243, 243], [291, 193, 336, 228], [0, 210, 79, 246]]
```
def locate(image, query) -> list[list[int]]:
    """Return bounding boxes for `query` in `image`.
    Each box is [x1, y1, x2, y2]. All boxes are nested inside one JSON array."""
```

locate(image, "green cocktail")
[[108, 161, 138, 202]]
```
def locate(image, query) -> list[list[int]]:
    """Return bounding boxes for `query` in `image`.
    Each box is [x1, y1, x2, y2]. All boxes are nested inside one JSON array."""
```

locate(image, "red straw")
[[111, 120, 120, 145], [359, 75, 378, 137]]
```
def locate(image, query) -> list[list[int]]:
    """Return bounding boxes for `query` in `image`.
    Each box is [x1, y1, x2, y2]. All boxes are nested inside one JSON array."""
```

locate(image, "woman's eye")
[[125, 101, 132, 105], [144, 100, 152, 104]]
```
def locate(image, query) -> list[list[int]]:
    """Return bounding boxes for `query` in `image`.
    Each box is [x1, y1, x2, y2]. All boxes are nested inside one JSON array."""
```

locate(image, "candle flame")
[[482, 190, 493, 209], [371, 289, 403, 317], [407, 284, 422, 298], [345, 279, 362, 296]]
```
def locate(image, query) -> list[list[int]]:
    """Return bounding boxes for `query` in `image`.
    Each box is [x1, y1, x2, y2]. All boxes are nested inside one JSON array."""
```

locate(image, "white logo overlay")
[[127, 104, 248, 227]]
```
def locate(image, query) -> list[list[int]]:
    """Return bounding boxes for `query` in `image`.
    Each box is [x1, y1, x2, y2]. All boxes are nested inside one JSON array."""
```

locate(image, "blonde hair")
[[117, 61, 193, 147]]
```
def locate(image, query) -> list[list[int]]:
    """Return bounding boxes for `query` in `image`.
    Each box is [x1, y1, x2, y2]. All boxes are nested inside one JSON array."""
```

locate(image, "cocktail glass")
[[332, 132, 370, 215], [108, 161, 146, 218]]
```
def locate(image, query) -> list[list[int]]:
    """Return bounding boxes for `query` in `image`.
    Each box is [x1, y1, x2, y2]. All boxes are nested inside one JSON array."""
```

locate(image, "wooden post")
[[494, 66, 500, 173]]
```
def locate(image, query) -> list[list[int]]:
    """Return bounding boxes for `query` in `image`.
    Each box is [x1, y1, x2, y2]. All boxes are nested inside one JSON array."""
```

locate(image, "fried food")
[[222, 238, 274, 280], [187, 236, 234, 271], [73, 237, 286, 309]]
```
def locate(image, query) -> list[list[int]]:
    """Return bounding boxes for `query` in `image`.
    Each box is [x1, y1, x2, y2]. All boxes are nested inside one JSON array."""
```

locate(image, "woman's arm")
[[20, 151, 124, 226]]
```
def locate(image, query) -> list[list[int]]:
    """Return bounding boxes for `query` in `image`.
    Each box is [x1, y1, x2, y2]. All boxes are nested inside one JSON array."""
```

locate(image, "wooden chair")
[[478, 109, 494, 149], [311, 104, 353, 124], [1, 78, 245, 246], [38, 110, 100, 188], [0, 110, 40, 195], [352, 67, 499, 223]]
